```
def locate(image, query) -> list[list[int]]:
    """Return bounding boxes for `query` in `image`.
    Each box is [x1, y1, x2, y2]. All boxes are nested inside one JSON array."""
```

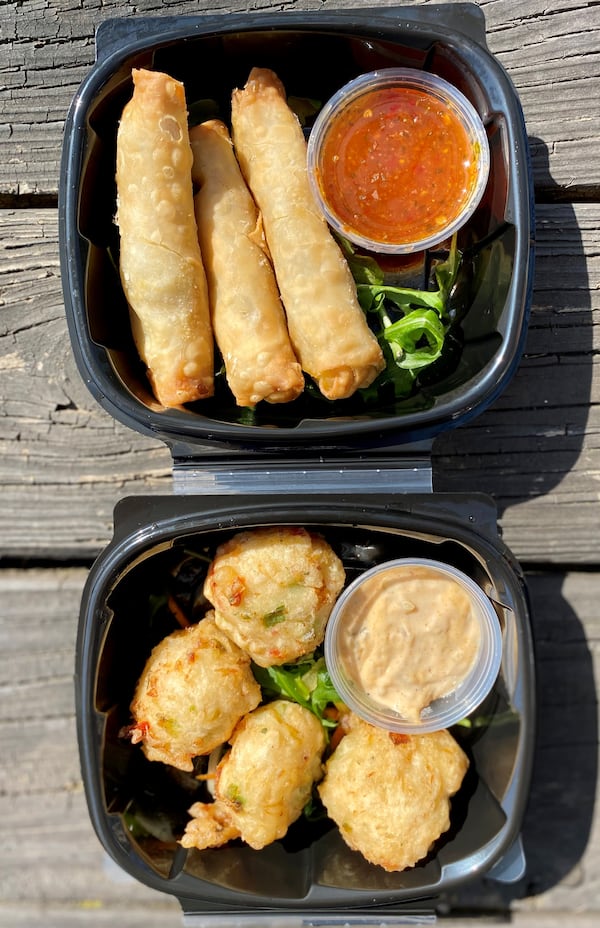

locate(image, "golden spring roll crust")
[[231, 68, 385, 401], [116, 68, 214, 407], [190, 120, 304, 406]]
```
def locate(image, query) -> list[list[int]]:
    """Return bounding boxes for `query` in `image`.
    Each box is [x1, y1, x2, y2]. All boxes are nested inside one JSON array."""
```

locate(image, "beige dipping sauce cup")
[[325, 558, 503, 734]]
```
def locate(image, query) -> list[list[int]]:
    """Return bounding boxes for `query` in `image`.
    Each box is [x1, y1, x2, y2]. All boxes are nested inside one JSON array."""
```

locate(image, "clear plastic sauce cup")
[[324, 558, 503, 733], [307, 68, 490, 254]]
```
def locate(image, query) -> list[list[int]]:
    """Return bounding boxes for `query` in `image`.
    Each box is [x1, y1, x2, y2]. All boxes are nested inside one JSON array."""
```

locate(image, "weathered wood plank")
[[481, 1, 600, 190], [445, 569, 600, 916], [0, 907, 182, 928], [0, 567, 597, 925], [1, 0, 598, 196], [0, 203, 598, 563], [434, 200, 600, 562]]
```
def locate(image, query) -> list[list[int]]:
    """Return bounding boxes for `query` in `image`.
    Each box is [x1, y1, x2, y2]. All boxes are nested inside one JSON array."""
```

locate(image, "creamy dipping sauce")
[[338, 564, 482, 722]]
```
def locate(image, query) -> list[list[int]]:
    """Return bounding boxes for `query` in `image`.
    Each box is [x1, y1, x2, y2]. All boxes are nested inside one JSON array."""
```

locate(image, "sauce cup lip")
[[324, 556, 503, 734], [307, 67, 491, 256]]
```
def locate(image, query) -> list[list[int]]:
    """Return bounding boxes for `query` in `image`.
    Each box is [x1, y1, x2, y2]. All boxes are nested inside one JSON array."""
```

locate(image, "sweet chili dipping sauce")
[[313, 77, 486, 250]]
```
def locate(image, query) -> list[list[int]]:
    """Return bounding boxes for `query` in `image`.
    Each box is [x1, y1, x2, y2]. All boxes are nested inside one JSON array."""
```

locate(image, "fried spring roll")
[[116, 68, 214, 407], [231, 68, 384, 401], [190, 120, 304, 406]]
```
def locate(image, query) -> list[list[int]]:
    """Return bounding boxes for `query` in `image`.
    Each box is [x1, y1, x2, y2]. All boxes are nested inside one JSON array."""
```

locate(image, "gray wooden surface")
[[1, 0, 599, 925]]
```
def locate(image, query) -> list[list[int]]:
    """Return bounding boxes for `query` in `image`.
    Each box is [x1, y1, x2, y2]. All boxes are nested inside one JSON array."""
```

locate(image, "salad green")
[[252, 652, 342, 731], [339, 233, 463, 399]]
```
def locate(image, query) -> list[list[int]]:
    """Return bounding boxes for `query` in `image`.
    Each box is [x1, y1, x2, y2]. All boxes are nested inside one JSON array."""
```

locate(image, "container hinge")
[[171, 456, 433, 496], [182, 912, 437, 927]]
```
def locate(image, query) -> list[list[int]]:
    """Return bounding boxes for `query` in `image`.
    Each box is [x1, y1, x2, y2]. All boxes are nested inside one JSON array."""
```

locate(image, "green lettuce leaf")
[[339, 232, 463, 399], [383, 308, 446, 370], [252, 653, 341, 729]]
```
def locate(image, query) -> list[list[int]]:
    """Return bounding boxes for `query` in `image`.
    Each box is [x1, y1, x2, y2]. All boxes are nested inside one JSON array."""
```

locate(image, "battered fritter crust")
[[203, 526, 345, 666], [318, 715, 469, 871], [129, 611, 261, 771], [181, 699, 326, 850]]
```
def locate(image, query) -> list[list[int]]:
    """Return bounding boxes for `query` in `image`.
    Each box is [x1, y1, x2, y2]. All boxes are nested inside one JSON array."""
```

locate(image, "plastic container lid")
[[325, 557, 503, 733], [307, 68, 491, 255]]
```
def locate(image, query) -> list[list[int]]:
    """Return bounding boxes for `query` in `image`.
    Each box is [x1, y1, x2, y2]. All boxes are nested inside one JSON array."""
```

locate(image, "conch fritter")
[[318, 716, 469, 872], [129, 612, 261, 771], [181, 699, 326, 850], [203, 526, 345, 667]]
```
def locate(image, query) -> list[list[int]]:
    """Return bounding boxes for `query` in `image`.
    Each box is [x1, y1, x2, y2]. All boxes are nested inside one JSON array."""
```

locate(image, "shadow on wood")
[[434, 137, 594, 540], [439, 570, 598, 914]]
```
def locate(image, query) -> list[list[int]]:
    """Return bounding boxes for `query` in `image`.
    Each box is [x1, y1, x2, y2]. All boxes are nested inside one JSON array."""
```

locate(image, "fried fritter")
[[129, 612, 262, 771], [181, 699, 326, 850], [203, 526, 345, 667], [318, 716, 469, 872]]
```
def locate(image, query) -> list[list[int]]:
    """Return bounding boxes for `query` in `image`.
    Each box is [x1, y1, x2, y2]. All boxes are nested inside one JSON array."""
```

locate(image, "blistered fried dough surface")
[[116, 69, 214, 407], [318, 716, 469, 872], [129, 612, 261, 771], [203, 526, 346, 667], [181, 700, 326, 850], [190, 120, 304, 407], [231, 68, 384, 400]]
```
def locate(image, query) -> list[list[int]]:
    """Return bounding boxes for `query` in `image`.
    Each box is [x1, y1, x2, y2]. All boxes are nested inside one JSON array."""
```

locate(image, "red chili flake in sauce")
[[317, 86, 480, 245]]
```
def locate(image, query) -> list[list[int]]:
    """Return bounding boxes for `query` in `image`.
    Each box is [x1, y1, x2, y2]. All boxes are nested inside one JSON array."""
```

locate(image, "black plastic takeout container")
[[59, 2, 534, 453], [76, 493, 535, 920], [59, 3, 537, 922]]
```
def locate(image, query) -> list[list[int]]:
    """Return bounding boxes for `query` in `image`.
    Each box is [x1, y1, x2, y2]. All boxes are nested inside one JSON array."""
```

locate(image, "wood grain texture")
[[1, 203, 598, 563], [2, 2, 598, 925], [434, 201, 600, 563], [0, 567, 597, 926], [1, 0, 599, 196]]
